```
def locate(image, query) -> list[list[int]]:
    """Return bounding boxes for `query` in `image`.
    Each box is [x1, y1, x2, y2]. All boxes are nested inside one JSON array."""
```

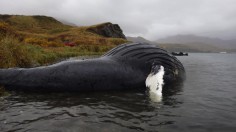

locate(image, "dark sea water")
[[0, 53, 236, 132]]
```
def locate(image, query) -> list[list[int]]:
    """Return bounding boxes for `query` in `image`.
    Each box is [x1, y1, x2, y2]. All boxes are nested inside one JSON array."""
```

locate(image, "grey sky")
[[0, 0, 236, 40]]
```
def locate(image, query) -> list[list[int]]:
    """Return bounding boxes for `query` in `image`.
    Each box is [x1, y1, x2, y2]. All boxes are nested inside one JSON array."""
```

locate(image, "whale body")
[[0, 43, 185, 92]]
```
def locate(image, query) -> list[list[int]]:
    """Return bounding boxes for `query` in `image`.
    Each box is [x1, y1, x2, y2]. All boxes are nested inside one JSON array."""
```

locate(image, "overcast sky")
[[0, 0, 236, 40]]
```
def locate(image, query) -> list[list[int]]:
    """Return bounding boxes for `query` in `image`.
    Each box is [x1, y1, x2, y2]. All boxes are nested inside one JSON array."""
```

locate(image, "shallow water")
[[1, 53, 236, 132]]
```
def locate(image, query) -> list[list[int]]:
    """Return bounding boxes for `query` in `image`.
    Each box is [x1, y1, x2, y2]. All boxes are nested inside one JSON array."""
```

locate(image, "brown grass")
[[0, 35, 32, 68], [0, 15, 128, 68]]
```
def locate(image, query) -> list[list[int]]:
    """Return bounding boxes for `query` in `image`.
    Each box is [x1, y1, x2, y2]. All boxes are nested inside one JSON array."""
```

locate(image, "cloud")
[[0, 0, 236, 40]]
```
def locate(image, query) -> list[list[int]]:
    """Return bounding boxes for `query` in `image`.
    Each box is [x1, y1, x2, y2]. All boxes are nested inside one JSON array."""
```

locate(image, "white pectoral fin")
[[145, 74, 158, 93], [145, 65, 165, 102]]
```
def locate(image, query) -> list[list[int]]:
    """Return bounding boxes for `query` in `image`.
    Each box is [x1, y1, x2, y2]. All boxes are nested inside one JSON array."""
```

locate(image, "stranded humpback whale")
[[0, 43, 185, 92]]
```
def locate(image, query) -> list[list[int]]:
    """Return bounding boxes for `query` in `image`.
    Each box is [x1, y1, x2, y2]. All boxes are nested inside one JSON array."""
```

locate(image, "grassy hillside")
[[0, 15, 127, 68], [0, 15, 69, 33]]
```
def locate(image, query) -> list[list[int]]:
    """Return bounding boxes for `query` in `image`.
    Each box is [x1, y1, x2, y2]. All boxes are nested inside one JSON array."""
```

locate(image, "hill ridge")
[[156, 34, 236, 50], [0, 14, 127, 47]]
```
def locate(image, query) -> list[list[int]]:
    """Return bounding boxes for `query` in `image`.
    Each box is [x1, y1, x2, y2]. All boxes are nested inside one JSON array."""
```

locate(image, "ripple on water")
[[1, 53, 236, 132], [0, 88, 183, 132]]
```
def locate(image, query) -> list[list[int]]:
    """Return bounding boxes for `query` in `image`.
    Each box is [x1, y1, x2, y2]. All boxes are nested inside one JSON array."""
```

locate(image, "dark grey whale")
[[0, 43, 185, 92]]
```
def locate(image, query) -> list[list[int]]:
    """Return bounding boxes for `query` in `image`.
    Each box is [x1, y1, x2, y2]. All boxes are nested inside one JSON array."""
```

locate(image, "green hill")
[[0, 14, 127, 68], [0, 15, 69, 33]]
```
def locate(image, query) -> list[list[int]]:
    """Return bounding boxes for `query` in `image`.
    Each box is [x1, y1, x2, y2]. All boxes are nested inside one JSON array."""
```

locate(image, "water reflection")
[[162, 82, 184, 106], [0, 83, 184, 132]]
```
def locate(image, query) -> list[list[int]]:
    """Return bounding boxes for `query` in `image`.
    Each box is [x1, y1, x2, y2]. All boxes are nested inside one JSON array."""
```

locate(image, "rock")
[[171, 52, 188, 56], [86, 22, 126, 39]]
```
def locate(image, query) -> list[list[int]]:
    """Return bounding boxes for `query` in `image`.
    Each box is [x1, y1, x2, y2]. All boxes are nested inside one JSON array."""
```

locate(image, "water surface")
[[0, 53, 236, 132]]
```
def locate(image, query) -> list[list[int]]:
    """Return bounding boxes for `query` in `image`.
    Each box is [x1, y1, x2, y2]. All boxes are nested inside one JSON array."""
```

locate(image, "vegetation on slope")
[[0, 15, 128, 68]]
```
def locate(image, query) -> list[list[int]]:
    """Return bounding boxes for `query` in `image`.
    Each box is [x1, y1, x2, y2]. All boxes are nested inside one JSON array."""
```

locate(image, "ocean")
[[0, 53, 236, 132]]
